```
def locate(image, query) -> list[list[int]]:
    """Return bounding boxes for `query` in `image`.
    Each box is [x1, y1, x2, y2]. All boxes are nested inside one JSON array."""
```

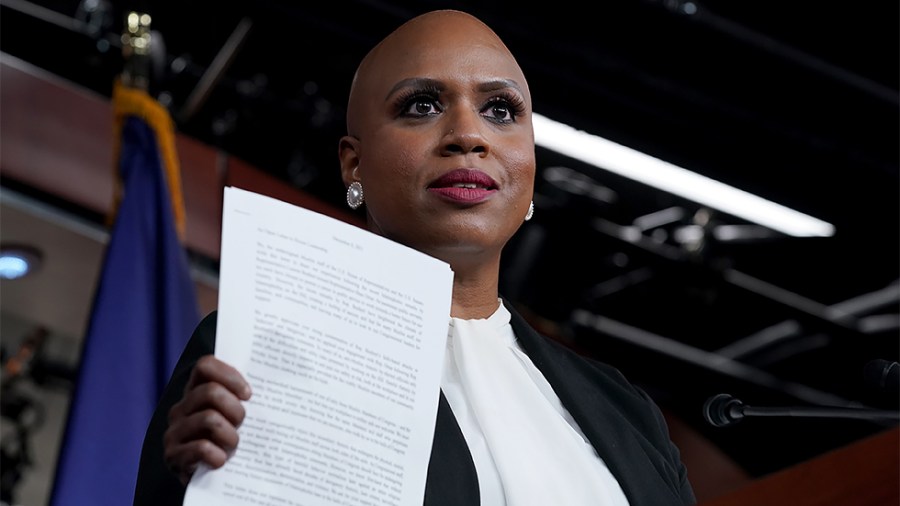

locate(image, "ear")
[[338, 135, 361, 187]]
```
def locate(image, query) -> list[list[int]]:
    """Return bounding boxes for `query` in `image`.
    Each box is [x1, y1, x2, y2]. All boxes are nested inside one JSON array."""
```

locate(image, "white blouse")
[[440, 302, 629, 505]]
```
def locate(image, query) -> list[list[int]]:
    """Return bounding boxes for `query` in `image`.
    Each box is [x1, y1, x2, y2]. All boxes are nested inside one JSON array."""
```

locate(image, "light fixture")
[[532, 113, 836, 238], [0, 245, 43, 280]]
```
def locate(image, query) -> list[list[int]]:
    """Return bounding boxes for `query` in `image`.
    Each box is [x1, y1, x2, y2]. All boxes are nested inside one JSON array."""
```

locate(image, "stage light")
[[0, 245, 43, 280], [532, 113, 836, 238]]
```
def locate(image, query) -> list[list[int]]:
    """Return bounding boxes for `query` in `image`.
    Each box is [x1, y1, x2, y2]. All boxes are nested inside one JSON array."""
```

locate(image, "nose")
[[440, 108, 490, 157]]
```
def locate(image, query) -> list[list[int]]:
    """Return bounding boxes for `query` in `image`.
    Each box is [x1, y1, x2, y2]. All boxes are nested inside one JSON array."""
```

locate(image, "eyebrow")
[[478, 79, 524, 94], [385, 77, 524, 100]]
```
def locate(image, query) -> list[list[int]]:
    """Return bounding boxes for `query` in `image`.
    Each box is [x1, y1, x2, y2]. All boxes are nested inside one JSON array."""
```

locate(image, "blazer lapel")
[[505, 300, 684, 506], [423, 391, 480, 505]]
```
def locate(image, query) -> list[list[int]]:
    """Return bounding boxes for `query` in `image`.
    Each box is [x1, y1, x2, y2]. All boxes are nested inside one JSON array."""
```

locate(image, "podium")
[[701, 427, 899, 506]]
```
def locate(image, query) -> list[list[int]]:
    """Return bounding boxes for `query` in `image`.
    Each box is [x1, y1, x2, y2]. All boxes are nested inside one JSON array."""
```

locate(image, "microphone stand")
[[704, 393, 900, 428]]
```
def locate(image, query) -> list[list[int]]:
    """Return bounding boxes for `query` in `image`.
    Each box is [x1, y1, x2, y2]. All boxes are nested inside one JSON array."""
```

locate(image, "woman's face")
[[340, 13, 536, 265]]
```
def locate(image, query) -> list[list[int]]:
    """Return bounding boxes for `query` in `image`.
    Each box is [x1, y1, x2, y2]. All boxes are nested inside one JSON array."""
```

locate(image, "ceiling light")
[[532, 113, 836, 238], [0, 245, 43, 280]]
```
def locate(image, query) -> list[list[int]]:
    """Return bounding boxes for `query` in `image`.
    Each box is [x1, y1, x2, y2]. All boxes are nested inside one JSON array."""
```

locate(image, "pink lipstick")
[[427, 169, 498, 203]]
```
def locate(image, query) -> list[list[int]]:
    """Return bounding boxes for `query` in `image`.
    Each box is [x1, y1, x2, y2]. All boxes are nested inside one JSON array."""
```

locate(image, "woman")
[[134, 9, 696, 505]]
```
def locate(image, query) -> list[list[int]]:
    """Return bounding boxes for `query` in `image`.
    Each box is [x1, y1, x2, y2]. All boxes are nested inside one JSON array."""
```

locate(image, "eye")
[[482, 93, 526, 124], [397, 91, 443, 117], [483, 100, 513, 122]]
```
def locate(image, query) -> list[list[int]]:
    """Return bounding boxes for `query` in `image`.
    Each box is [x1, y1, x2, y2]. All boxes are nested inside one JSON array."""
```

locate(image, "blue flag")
[[49, 81, 201, 506]]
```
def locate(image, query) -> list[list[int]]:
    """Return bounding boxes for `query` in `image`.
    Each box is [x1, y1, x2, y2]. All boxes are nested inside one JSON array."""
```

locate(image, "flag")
[[49, 79, 201, 506]]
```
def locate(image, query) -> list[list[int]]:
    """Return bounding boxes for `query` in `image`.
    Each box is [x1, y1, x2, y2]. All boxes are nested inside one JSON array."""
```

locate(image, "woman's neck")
[[448, 260, 502, 319]]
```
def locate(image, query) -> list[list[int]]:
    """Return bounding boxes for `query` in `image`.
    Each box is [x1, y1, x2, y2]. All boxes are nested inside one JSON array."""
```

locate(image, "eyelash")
[[394, 87, 526, 124], [485, 92, 526, 123], [394, 86, 443, 117]]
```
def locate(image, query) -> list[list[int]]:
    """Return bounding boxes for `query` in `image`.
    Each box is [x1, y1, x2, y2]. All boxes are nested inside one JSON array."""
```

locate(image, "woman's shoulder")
[[192, 310, 219, 343], [504, 301, 631, 383], [503, 300, 659, 409], [168, 310, 219, 376]]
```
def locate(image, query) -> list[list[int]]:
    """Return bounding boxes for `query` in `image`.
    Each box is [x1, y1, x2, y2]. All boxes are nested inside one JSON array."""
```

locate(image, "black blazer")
[[134, 301, 696, 505]]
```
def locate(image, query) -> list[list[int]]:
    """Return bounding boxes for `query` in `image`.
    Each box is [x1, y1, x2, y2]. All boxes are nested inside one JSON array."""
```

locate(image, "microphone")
[[702, 393, 900, 428], [863, 359, 900, 397]]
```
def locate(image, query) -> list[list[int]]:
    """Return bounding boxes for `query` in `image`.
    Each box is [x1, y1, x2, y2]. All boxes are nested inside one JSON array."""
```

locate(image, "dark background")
[[2, 0, 898, 482]]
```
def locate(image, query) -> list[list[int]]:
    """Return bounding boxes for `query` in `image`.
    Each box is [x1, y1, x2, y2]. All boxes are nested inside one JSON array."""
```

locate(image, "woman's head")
[[339, 10, 536, 270]]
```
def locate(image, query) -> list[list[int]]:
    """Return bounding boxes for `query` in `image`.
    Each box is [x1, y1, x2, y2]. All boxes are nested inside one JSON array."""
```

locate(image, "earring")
[[524, 201, 534, 221], [347, 181, 364, 209]]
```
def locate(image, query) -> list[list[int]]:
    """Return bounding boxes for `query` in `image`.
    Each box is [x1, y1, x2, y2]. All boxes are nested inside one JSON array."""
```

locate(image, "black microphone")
[[702, 393, 900, 428], [863, 359, 900, 397]]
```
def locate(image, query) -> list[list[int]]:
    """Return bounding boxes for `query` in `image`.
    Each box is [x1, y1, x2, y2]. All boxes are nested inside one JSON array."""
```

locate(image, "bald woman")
[[134, 10, 696, 505]]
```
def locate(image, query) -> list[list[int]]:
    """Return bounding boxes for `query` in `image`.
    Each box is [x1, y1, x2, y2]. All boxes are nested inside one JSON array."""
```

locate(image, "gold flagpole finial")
[[112, 11, 188, 239], [120, 11, 152, 90]]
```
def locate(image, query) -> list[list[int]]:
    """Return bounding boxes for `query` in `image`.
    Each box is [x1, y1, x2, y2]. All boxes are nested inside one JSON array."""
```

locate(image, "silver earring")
[[347, 181, 364, 209], [524, 201, 534, 221]]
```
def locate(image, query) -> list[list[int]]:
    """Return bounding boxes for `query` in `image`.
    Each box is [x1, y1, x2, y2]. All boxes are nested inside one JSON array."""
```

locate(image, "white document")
[[184, 187, 454, 506]]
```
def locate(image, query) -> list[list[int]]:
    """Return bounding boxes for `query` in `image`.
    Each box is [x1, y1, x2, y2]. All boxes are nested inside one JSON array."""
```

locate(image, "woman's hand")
[[163, 355, 252, 485]]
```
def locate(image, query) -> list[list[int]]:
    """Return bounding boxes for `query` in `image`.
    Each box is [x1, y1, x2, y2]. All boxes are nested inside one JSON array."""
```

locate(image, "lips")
[[427, 169, 498, 203]]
